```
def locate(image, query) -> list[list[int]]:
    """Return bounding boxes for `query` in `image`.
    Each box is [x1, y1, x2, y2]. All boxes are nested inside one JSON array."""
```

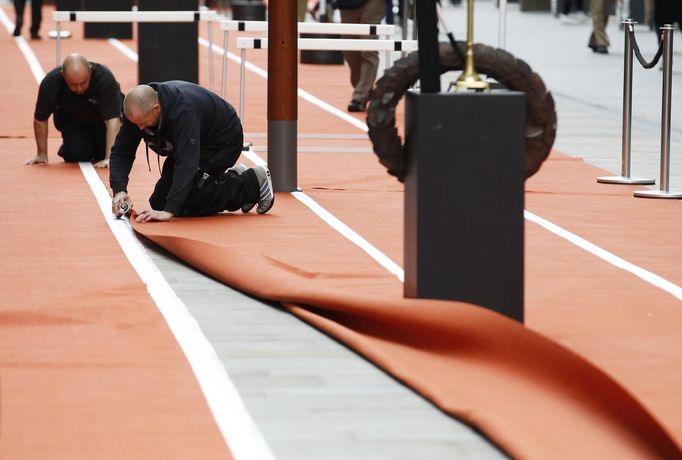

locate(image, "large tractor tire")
[[366, 42, 557, 181]]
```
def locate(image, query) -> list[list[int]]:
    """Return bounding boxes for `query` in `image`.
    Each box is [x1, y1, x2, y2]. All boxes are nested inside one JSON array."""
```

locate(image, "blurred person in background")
[[12, 0, 42, 39]]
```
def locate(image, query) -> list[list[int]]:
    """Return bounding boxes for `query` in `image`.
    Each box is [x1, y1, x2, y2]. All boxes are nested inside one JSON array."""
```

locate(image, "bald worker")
[[110, 81, 273, 223], [25, 53, 123, 168]]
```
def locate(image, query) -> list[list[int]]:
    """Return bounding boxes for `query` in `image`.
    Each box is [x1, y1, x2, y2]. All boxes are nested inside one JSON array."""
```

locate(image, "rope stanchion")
[[597, 19, 655, 185], [635, 24, 682, 199], [631, 29, 664, 69]]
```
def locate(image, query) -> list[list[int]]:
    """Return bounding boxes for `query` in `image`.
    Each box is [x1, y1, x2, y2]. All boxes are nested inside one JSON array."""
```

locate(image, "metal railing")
[[597, 21, 680, 199]]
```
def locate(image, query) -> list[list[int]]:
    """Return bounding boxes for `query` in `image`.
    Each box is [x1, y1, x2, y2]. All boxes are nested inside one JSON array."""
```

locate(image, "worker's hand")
[[112, 192, 132, 218], [94, 158, 109, 169], [24, 153, 48, 165], [135, 209, 174, 223]]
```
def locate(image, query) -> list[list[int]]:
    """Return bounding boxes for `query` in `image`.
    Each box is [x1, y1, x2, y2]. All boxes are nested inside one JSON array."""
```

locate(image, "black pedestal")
[[231, 1, 267, 21], [137, 0, 199, 84], [300, 33, 344, 65], [83, 0, 133, 39], [55, 0, 80, 10], [404, 90, 525, 323], [629, 0, 645, 23]]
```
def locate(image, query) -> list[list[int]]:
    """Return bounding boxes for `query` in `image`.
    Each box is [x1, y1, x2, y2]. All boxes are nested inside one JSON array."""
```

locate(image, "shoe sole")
[[256, 167, 274, 215]]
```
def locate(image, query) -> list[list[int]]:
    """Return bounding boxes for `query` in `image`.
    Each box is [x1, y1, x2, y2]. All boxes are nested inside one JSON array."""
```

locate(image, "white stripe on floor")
[[197, 29, 682, 300], [525, 210, 682, 301], [0, 8, 274, 459]]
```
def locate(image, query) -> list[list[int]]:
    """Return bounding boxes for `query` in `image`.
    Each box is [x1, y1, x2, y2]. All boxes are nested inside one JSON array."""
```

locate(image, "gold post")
[[455, 0, 490, 91]]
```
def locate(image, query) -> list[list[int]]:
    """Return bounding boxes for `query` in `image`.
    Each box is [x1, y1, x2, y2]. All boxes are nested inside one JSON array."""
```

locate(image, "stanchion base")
[[48, 30, 72, 39], [634, 189, 682, 199], [597, 175, 656, 185]]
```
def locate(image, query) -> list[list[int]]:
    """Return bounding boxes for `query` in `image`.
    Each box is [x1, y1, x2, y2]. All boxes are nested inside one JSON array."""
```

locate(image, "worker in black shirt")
[[110, 81, 274, 223], [25, 53, 123, 168]]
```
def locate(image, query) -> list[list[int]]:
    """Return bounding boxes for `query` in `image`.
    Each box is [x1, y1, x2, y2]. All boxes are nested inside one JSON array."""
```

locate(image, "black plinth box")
[[137, 0, 199, 85], [404, 90, 525, 323], [300, 33, 344, 65], [83, 0, 133, 39], [231, 1, 267, 21], [55, 0, 80, 10]]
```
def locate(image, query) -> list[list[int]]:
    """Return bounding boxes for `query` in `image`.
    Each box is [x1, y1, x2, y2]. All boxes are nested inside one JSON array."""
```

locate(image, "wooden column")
[[267, 0, 298, 192]]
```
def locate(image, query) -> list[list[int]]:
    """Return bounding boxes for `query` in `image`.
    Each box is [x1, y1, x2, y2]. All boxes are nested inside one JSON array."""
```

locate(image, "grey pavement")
[[18, 1, 675, 458], [150, 2, 682, 459], [436, 0, 682, 191]]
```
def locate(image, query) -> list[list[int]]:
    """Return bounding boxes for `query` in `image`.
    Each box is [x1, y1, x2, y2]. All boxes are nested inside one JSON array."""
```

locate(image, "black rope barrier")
[[629, 28, 664, 69]]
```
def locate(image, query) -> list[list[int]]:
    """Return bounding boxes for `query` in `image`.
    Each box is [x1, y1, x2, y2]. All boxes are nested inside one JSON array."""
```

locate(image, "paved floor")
[[8, 0, 678, 458], [159, 3, 682, 459], [150, 2, 682, 459], [455, 1, 682, 190]]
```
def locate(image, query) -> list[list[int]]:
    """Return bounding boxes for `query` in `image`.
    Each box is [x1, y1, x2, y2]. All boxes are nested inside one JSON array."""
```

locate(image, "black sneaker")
[[588, 44, 608, 54], [347, 99, 366, 112]]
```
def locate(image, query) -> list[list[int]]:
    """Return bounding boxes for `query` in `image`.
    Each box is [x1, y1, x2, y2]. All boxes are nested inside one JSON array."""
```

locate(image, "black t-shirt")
[[34, 62, 123, 124]]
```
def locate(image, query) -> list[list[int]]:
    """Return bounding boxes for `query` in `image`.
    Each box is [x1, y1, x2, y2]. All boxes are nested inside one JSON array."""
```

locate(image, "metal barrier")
[[597, 19, 655, 185], [52, 9, 219, 90], [219, 20, 395, 98], [235, 37, 418, 121], [634, 24, 682, 199], [598, 20, 681, 199]]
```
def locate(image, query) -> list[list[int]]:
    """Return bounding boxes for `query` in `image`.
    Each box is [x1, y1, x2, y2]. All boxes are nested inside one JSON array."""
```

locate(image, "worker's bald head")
[[124, 85, 161, 130], [61, 54, 91, 95]]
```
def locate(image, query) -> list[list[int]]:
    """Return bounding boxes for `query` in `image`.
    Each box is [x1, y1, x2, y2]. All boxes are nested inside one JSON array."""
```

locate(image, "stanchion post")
[[207, 14, 214, 91], [56, 21, 62, 66], [498, 0, 507, 50], [401, 0, 408, 40], [635, 24, 682, 199], [597, 19, 655, 185], [221, 30, 228, 98], [239, 48, 246, 121]]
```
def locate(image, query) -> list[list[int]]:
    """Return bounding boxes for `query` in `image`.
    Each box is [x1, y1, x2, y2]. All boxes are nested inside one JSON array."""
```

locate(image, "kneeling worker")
[[25, 53, 123, 168], [110, 81, 274, 223]]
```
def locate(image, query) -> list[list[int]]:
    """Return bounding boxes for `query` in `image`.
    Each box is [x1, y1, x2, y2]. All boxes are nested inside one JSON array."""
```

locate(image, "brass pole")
[[455, 0, 489, 91]]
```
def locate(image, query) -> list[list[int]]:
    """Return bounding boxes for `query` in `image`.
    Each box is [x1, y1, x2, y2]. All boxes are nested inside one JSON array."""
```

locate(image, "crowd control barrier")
[[598, 20, 681, 199], [52, 9, 220, 90], [634, 24, 682, 199], [235, 37, 418, 121], [219, 20, 395, 99]]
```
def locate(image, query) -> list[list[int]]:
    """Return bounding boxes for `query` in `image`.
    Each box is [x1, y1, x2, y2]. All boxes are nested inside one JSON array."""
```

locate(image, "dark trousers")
[[561, 0, 583, 15], [149, 143, 260, 217], [654, 0, 682, 40], [13, 0, 42, 36], [53, 109, 106, 162], [340, 0, 386, 104]]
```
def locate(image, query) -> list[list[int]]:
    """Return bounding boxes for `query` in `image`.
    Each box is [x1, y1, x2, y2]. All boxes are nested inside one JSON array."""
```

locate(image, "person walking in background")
[[559, 0, 587, 25], [334, 0, 385, 112], [588, 0, 615, 54], [653, 0, 682, 41], [298, 0, 307, 21], [12, 0, 42, 39]]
